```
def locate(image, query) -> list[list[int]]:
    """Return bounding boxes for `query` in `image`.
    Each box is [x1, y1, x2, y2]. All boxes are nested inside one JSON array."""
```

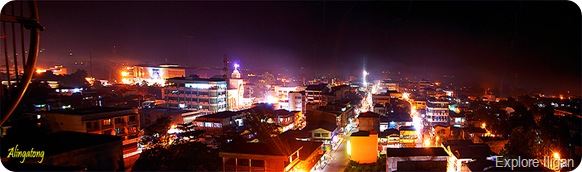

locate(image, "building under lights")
[[122, 64, 186, 86], [35, 65, 68, 75], [227, 64, 246, 111], [305, 84, 330, 106], [425, 99, 450, 126], [163, 77, 227, 114]]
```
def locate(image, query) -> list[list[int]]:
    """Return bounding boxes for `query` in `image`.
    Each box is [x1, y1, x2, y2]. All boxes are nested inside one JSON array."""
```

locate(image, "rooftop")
[[273, 109, 295, 117], [195, 111, 240, 120], [279, 129, 311, 140], [386, 147, 448, 157], [359, 111, 380, 118], [379, 129, 400, 138], [305, 84, 328, 91], [140, 107, 194, 115], [45, 107, 135, 115], [380, 114, 412, 122], [478, 136, 508, 142], [167, 77, 226, 82], [399, 126, 416, 131], [303, 121, 337, 132], [220, 139, 303, 156], [351, 130, 379, 136], [465, 127, 487, 133], [449, 112, 468, 117]]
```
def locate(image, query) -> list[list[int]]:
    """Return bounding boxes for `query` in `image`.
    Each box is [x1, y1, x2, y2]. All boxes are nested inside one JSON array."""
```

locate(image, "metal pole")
[[11, 2, 19, 82], [0, 1, 42, 126], [2, 20, 12, 98]]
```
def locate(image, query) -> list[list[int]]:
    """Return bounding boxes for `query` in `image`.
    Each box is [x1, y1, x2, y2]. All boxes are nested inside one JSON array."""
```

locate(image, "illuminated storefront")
[[121, 64, 186, 86]]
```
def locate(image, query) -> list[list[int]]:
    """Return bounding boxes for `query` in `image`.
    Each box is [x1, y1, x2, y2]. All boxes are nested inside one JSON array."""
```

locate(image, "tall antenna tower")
[[223, 54, 229, 80]]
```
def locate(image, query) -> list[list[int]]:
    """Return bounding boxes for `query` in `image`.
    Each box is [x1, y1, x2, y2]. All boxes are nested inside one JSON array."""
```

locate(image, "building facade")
[[426, 99, 450, 126], [163, 77, 228, 114], [122, 64, 186, 86], [40, 107, 140, 146]]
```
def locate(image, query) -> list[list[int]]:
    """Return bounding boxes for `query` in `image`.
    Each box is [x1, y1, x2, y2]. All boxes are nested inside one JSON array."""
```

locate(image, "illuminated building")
[[272, 85, 305, 110], [380, 114, 413, 131], [227, 63, 245, 111], [288, 91, 306, 114], [121, 64, 186, 86], [442, 140, 497, 172], [449, 112, 467, 128], [272, 110, 302, 132], [39, 107, 140, 146], [358, 112, 380, 131], [379, 80, 399, 93], [220, 140, 322, 172], [35, 65, 67, 75], [163, 77, 227, 114], [349, 130, 379, 163], [194, 111, 245, 136], [426, 99, 450, 126], [385, 148, 448, 172], [305, 84, 330, 106], [399, 126, 418, 147], [413, 99, 427, 110]]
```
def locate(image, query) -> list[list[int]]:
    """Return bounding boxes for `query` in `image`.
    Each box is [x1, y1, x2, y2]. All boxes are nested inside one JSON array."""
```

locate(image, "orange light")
[[35, 69, 46, 74], [553, 152, 560, 159], [423, 138, 431, 147], [121, 71, 129, 77]]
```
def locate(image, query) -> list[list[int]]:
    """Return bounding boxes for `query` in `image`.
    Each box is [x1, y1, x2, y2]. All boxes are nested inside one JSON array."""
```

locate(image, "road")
[[319, 133, 351, 172], [124, 153, 140, 172]]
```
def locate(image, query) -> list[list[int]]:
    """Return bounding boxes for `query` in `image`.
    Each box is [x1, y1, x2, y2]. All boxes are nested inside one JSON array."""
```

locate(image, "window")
[[322, 133, 330, 138], [314, 133, 321, 138], [251, 159, 265, 167], [115, 118, 125, 124], [205, 122, 213, 128], [103, 119, 111, 125], [86, 122, 92, 129], [129, 115, 136, 122]]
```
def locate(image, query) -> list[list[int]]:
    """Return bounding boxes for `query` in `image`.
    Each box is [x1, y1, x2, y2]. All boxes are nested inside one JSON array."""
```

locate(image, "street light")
[[423, 138, 431, 147]]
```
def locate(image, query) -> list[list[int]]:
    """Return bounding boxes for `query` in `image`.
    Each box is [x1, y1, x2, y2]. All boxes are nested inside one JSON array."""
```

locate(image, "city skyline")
[[27, 1, 582, 96], [1, 1, 581, 171]]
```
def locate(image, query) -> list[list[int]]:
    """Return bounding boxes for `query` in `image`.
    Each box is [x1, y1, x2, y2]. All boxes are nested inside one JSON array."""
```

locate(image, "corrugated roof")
[[386, 147, 448, 157]]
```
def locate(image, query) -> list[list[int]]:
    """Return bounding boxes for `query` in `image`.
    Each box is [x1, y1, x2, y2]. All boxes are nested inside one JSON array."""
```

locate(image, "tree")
[[253, 72, 275, 99], [132, 142, 221, 171], [345, 156, 386, 172], [141, 116, 172, 147], [131, 147, 173, 171], [60, 69, 89, 87]]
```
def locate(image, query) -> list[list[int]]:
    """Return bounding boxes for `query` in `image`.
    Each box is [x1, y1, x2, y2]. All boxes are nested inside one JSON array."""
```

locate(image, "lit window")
[[314, 133, 321, 138], [103, 119, 111, 125]]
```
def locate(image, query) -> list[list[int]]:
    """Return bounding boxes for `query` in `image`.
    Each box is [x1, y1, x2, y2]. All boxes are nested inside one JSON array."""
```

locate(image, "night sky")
[[24, 1, 582, 95]]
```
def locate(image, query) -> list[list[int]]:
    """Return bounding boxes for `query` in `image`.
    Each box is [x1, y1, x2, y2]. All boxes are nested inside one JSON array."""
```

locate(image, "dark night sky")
[[25, 1, 582, 95]]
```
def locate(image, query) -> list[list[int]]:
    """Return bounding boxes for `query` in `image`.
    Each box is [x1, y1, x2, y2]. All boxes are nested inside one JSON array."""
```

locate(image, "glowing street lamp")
[[423, 138, 431, 147]]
